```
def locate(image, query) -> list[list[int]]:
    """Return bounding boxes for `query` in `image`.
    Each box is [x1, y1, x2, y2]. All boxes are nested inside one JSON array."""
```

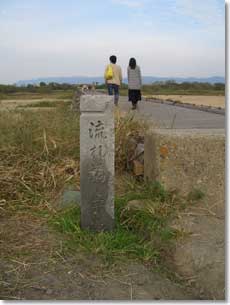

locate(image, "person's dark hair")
[[110, 55, 117, 64], [129, 57, 136, 69]]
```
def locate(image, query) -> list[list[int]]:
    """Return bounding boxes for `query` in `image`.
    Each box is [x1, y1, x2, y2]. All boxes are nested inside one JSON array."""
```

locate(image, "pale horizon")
[[0, 0, 225, 84]]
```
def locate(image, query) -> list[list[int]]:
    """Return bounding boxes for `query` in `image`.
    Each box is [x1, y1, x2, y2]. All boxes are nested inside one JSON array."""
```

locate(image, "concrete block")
[[144, 128, 225, 216]]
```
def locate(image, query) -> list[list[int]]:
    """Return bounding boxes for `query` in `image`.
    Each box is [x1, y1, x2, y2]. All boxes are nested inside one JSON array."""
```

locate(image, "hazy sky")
[[0, 0, 225, 84]]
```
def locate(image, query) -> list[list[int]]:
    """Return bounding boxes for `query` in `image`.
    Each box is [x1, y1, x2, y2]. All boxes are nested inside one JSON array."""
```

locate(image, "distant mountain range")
[[16, 75, 225, 86]]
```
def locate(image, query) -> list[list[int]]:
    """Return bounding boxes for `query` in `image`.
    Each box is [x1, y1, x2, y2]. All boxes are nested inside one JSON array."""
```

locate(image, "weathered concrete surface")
[[80, 95, 114, 231], [169, 213, 225, 300], [144, 128, 225, 216], [144, 128, 225, 299], [125, 198, 225, 299], [72, 87, 99, 112]]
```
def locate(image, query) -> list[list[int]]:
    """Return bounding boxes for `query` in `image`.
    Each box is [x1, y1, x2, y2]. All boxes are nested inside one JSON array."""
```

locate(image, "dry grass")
[[0, 104, 80, 218], [0, 98, 71, 111], [144, 95, 225, 109], [0, 103, 81, 292], [0, 103, 147, 219], [114, 108, 148, 173]]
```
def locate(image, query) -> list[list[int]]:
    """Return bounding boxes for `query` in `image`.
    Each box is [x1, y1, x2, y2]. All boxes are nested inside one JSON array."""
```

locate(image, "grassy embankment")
[[0, 96, 204, 271]]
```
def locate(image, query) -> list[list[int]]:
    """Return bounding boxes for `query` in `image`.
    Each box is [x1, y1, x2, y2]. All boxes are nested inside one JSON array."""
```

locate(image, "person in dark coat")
[[127, 58, 142, 109]]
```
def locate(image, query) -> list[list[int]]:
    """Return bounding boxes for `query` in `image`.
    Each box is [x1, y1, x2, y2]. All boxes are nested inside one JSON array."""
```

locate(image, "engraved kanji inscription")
[[89, 144, 106, 160], [89, 120, 107, 139], [88, 166, 106, 183]]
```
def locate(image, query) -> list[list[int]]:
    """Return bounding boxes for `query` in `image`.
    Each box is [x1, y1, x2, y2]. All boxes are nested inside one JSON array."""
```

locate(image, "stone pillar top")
[[80, 95, 113, 112]]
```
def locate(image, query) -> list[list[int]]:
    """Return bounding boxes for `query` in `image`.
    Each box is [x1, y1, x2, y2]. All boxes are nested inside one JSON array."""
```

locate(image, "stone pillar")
[[80, 95, 114, 231]]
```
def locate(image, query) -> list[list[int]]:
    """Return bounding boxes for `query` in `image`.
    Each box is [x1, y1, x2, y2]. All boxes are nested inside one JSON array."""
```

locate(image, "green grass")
[[50, 206, 156, 262], [16, 100, 72, 108], [49, 180, 199, 265]]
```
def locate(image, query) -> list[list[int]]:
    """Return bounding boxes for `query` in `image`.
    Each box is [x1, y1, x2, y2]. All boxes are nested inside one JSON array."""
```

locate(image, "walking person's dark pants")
[[107, 83, 119, 105], [128, 89, 141, 109]]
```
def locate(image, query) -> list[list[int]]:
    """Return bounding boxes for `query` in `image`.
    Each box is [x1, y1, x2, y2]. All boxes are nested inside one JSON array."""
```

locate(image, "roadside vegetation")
[[0, 80, 225, 101], [0, 98, 203, 267], [0, 91, 206, 299], [97, 81, 225, 96]]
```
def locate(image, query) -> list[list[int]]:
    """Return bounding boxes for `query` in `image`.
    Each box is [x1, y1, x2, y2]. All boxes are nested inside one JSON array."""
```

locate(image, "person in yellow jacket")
[[104, 55, 122, 106]]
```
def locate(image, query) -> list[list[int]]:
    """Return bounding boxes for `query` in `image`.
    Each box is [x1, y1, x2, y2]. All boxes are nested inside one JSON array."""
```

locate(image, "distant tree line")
[[142, 80, 225, 94], [0, 82, 79, 94], [0, 81, 225, 95], [96, 81, 224, 92]]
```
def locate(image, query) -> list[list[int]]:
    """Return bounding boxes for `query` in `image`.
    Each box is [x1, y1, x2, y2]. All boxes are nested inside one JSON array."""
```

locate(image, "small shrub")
[[187, 188, 205, 201], [115, 111, 148, 172]]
